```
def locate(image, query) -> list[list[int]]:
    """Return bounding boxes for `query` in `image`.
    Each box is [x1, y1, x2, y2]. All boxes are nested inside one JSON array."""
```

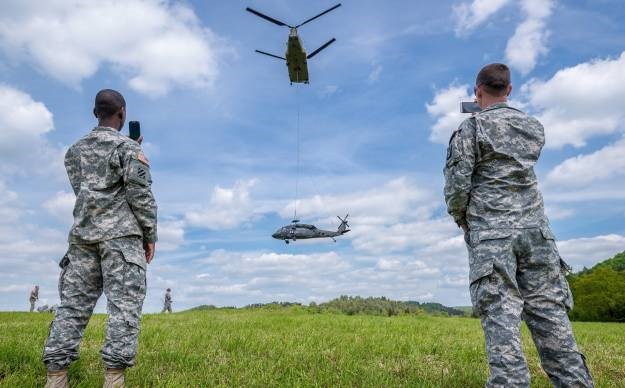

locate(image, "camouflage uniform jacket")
[[444, 103, 548, 230], [65, 126, 157, 244]]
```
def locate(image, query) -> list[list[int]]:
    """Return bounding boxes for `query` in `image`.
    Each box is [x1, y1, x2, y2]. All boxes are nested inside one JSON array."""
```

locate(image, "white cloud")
[[43, 191, 75, 225], [185, 179, 259, 230], [453, 0, 512, 35], [558, 234, 625, 270], [505, 0, 554, 74], [0, 0, 220, 96], [546, 138, 625, 187], [426, 84, 473, 144], [521, 51, 625, 148], [158, 220, 185, 252], [0, 85, 62, 175]]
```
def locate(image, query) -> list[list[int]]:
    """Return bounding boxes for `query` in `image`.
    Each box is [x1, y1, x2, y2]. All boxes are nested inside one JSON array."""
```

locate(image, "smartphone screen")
[[129, 121, 141, 140], [461, 101, 481, 113]]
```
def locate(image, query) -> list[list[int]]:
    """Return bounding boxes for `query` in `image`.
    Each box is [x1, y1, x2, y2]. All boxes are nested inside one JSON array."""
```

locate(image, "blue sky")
[[1, 0, 624, 312]]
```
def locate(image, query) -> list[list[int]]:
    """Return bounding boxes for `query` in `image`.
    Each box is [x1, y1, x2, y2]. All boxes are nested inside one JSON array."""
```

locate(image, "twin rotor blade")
[[296, 3, 342, 28], [246, 3, 341, 29], [307, 38, 336, 59], [255, 50, 286, 60], [245, 7, 291, 27]]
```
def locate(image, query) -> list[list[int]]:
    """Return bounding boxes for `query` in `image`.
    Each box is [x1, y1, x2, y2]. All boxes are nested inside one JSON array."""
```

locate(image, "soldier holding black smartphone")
[[444, 64, 594, 387], [43, 89, 157, 388]]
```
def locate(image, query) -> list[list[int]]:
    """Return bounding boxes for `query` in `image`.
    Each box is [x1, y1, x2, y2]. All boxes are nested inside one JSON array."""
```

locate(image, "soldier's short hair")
[[476, 63, 510, 97], [94, 89, 126, 119], [166, 288, 171, 292]]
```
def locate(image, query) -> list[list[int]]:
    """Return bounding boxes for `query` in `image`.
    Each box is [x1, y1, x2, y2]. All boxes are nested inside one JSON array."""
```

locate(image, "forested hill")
[[568, 251, 625, 322]]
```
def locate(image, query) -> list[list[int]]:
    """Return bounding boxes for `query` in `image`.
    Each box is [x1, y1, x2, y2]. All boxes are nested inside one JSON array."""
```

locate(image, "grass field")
[[1, 308, 624, 387]]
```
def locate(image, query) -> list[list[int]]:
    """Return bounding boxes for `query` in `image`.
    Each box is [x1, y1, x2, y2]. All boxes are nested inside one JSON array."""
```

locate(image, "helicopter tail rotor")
[[296, 3, 342, 28], [337, 214, 350, 234], [307, 38, 336, 59]]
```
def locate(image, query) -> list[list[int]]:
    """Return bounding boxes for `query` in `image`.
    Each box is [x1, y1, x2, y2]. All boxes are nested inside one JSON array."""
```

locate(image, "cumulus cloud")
[[521, 51, 625, 149], [505, 0, 554, 74], [558, 234, 625, 270], [43, 191, 75, 226], [426, 84, 473, 144], [0, 0, 220, 96], [546, 138, 625, 187], [185, 179, 260, 230], [0, 85, 62, 175], [453, 0, 512, 35], [158, 220, 185, 252]]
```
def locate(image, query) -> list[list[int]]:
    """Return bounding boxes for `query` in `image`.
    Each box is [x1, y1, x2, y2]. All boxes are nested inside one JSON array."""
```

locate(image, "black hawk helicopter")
[[246, 3, 341, 84], [272, 215, 350, 244]]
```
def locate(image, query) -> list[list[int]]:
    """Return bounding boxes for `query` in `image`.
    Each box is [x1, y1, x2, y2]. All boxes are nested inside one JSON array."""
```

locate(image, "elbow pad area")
[[127, 158, 151, 186]]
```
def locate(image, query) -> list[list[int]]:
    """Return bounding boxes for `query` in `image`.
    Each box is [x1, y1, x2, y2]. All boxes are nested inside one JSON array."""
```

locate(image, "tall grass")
[[1, 309, 623, 387]]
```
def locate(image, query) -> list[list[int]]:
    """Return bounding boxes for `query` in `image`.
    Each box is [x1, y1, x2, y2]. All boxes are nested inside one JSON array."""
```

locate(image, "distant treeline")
[[188, 297, 466, 317], [568, 251, 625, 322]]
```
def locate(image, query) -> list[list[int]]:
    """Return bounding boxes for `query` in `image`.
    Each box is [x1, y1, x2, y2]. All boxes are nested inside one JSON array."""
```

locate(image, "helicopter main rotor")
[[245, 3, 341, 30]]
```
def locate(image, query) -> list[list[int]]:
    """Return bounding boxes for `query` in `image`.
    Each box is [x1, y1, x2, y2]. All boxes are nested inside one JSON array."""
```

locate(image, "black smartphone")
[[461, 101, 481, 113], [129, 121, 141, 140]]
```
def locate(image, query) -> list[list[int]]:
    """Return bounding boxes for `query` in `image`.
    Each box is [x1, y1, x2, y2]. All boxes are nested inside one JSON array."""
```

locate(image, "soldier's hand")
[[136, 135, 143, 145], [144, 242, 155, 264]]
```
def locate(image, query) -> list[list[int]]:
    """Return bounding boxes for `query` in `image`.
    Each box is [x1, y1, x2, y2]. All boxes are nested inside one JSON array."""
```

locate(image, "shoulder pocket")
[[127, 158, 151, 186]]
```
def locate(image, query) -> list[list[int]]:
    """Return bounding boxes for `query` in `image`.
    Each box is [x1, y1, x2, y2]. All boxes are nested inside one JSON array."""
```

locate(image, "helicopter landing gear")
[[331, 237, 336, 243], [285, 240, 290, 244]]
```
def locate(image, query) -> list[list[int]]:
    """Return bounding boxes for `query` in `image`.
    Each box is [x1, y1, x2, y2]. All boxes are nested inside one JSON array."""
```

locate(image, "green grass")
[[1, 309, 624, 387]]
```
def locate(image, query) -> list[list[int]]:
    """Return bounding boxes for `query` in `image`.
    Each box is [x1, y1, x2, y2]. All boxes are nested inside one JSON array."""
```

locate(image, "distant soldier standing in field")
[[29, 285, 39, 312], [444, 64, 594, 387], [162, 288, 173, 313], [42, 89, 158, 388]]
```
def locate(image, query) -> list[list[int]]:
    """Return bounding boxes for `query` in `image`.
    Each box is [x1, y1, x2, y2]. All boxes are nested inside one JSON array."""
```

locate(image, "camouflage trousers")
[[30, 299, 36, 312], [43, 236, 147, 371], [162, 301, 172, 313], [466, 227, 594, 388]]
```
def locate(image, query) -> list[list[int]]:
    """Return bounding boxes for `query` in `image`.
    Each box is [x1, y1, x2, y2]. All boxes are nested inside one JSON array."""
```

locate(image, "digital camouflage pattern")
[[444, 103, 546, 230], [29, 288, 38, 312], [65, 126, 157, 244], [445, 103, 594, 387], [162, 290, 172, 313], [43, 237, 147, 370], [43, 126, 156, 372]]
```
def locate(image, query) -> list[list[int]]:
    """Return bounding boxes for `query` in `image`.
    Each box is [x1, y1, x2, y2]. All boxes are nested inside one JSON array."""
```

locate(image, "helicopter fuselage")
[[272, 223, 349, 243], [286, 28, 310, 84]]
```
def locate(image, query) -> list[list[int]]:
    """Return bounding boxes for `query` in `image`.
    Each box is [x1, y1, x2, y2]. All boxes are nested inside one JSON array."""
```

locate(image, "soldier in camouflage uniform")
[[42, 89, 157, 388], [444, 64, 594, 387], [29, 285, 39, 312], [162, 288, 172, 313]]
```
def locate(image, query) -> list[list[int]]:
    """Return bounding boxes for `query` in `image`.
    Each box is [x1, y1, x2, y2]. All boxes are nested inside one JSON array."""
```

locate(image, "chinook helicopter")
[[272, 215, 350, 244], [246, 3, 341, 84]]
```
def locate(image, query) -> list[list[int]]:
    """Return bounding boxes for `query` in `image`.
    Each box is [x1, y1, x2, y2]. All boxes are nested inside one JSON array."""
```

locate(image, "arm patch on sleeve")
[[128, 158, 152, 186]]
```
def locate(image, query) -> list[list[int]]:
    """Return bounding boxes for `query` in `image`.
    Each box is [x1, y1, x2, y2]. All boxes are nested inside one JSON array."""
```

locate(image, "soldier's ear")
[[93, 108, 98, 119], [506, 84, 512, 97]]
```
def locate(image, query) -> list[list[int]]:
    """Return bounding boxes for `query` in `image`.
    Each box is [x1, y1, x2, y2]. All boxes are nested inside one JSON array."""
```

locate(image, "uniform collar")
[[93, 126, 120, 132], [480, 102, 509, 112]]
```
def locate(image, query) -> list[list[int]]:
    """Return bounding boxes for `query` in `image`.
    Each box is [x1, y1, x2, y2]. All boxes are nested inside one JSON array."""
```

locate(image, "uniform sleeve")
[[119, 141, 158, 243], [64, 146, 81, 195], [443, 118, 477, 226]]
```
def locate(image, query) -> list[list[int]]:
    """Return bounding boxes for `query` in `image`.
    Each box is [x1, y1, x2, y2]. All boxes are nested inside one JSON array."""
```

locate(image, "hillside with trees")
[[568, 251, 625, 322]]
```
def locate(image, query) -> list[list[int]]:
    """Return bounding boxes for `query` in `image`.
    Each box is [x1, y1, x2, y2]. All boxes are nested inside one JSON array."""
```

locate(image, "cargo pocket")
[[119, 244, 147, 330], [558, 258, 574, 311], [468, 229, 512, 316], [57, 254, 71, 297]]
